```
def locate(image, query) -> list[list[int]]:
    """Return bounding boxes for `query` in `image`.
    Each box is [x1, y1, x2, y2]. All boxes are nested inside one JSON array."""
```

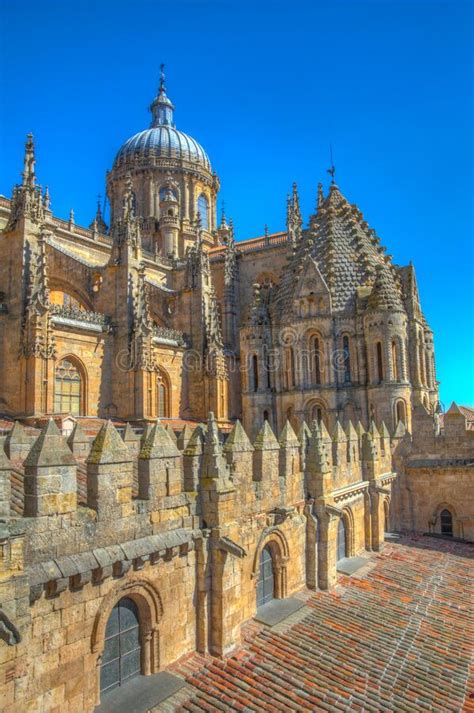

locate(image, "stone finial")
[[140, 423, 154, 446], [202, 413, 228, 479], [446, 401, 463, 416], [307, 427, 331, 475], [139, 421, 179, 459], [345, 419, 359, 462], [67, 421, 88, 448], [278, 420, 299, 448], [362, 431, 379, 463], [393, 420, 407, 438], [24, 419, 77, 517], [224, 420, 253, 453], [87, 420, 130, 465], [253, 420, 279, 450], [0, 445, 12, 522], [368, 419, 380, 441], [379, 421, 391, 455], [355, 420, 365, 438], [122, 422, 139, 443], [332, 420, 346, 443], [166, 424, 178, 444], [177, 423, 194, 451], [298, 421, 312, 446], [4, 421, 30, 460], [24, 419, 75, 468], [345, 420, 358, 442], [184, 424, 206, 457]]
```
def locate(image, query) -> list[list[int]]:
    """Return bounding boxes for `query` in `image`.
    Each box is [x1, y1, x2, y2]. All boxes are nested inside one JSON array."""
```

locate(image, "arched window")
[[440, 509, 453, 537], [310, 336, 321, 385], [284, 347, 295, 389], [252, 354, 259, 392], [419, 344, 426, 386], [100, 597, 141, 695], [256, 545, 274, 607], [376, 342, 384, 383], [311, 404, 324, 424], [54, 358, 83, 416], [197, 194, 209, 230], [263, 410, 269, 422], [391, 341, 399, 381], [156, 372, 169, 418], [337, 518, 347, 561], [396, 400, 406, 425], [342, 335, 351, 383]]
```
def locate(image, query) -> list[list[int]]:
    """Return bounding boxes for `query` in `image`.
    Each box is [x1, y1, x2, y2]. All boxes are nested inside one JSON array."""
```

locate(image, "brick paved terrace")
[[165, 536, 474, 713]]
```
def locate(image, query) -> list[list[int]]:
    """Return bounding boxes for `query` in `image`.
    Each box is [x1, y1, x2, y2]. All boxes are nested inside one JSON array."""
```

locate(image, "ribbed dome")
[[114, 67, 212, 173], [114, 126, 211, 172]]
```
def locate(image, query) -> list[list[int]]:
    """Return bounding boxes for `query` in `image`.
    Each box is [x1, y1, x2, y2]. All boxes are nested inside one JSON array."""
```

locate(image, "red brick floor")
[[171, 536, 474, 712]]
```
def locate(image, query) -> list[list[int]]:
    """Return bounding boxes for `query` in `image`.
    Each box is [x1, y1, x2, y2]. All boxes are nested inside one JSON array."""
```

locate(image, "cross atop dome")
[[149, 63, 175, 128]]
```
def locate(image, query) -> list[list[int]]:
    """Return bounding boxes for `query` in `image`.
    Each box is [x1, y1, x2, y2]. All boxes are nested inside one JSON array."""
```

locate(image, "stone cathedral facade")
[[0, 74, 472, 711]]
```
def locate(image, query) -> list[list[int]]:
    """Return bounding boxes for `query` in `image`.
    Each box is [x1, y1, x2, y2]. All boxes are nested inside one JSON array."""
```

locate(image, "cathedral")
[[0, 72, 472, 712]]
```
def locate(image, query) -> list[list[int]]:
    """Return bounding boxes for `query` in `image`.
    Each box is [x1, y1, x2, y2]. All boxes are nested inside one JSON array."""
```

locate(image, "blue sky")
[[0, 0, 472, 406]]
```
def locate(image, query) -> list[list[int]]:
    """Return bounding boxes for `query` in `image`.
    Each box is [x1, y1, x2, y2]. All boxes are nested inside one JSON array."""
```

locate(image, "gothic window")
[[440, 509, 453, 537], [197, 194, 209, 230], [100, 598, 141, 695], [376, 342, 384, 383], [252, 355, 259, 392], [156, 372, 169, 418], [342, 335, 351, 383], [310, 336, 321, 385], [54, 359, 83, 416], [265, 349, 271, 389], [391, 341, 399, 381]]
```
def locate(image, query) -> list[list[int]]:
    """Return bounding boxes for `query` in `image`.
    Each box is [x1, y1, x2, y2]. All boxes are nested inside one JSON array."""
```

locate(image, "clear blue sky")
[[1, 0, 472, 407]]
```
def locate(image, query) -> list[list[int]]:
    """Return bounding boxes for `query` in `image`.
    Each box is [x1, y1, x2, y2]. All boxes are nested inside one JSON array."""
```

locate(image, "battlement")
[[0, 413, 397, 531]]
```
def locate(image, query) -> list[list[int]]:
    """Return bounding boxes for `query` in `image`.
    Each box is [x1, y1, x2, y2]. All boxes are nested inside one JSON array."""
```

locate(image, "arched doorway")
[[100, 597, 141, 695], [337, 518, 347, 561], [256, 545, 274, 607], [440, 509, 453, 537]]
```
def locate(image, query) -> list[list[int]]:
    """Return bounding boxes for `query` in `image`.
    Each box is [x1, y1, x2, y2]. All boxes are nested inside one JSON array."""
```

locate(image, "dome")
[[114, 126, 211, 172], [113, 67, 212, 173]]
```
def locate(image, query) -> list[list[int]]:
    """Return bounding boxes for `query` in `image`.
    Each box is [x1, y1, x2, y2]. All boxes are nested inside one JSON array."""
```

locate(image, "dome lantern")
[[149, 64, 175, 128]]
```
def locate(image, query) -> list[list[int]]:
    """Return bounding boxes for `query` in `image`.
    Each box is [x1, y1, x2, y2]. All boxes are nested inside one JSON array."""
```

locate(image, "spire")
[[287, 182, 303, 244], [317, 182, 325, 211], [90, 194, 108, 234], [22, 133, 36, 188], [150, 64, 175, 128]]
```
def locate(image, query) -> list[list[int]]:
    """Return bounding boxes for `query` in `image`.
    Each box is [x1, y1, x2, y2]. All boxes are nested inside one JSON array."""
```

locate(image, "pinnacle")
[[122, 422, 140, 442], [332, 420, 347, 442], [393, 420, 407, 438], [254, 420, 279, 450], [184, 424, 206, 456], [166, 424, 178, 444], [446, 401, 463, 416], [67, 421, 89, 446], [177, 423, 194, 451], [0, 444, 11, 470], [345, 420, 358, 441], [25, 418, 76, 468], [380, 421, 391, 439], [224, 420, 253, 453], [87, 420, 130, 465], [139, 421, 179, 459], [278, 420, 299, 447]]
